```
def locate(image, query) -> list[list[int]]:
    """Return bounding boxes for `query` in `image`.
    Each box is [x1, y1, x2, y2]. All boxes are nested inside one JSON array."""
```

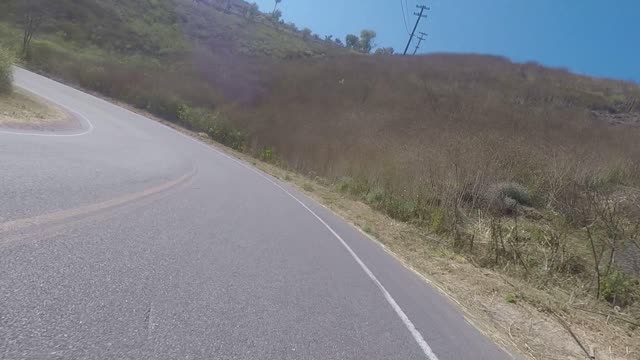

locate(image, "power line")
[[403, 4, 429, 55], [405, 0, 411, 21], [399, 0, 410, 35]]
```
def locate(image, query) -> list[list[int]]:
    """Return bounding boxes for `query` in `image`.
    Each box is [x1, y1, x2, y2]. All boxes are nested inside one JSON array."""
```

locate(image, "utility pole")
[[412, 32, 428, 55], [403, 4, 429, 55]]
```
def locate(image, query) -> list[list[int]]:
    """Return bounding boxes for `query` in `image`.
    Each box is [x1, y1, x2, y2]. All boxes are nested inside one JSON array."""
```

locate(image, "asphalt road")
[[0, 68, 511, 360]]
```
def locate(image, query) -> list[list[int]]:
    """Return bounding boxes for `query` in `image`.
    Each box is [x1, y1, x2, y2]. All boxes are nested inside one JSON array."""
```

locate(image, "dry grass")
[[224, 54, 640, 320], [0, 89, 70, 129], [232, 55, 640, 198]]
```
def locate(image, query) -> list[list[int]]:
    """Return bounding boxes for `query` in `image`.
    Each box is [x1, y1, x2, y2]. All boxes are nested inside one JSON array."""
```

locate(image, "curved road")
[[0, 68, 510, 360]]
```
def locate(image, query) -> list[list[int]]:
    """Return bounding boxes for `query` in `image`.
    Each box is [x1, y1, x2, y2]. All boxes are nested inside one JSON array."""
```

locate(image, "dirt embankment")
[[0, 89, 78, 131]]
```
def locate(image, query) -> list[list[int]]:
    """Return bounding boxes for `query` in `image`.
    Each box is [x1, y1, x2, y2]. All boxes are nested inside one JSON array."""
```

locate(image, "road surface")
[[0, 68, 511, 360]]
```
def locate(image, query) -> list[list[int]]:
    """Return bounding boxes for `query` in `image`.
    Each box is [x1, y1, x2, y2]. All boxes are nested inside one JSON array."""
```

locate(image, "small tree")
[[302, 28, 312, 40], [374, 47, 394, 55], [324, 35, 333, 42], [247, 2, 259, 20], [359, 30, 377, 54], [19, 0, 50, 57], [0, 46, 14, 94], [345, 34, 360, 50], [271, 9, 282, 22], [272, 0, 282, 15], [334, 38, 344, 47]]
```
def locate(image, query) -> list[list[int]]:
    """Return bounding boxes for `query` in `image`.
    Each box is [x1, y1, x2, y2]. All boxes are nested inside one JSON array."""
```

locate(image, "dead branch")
[[551, 311, 595, 359], [571, 306, 640, 327]]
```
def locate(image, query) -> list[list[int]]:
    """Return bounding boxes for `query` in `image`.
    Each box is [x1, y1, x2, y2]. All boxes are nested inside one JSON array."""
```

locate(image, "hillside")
[[0, 0, 639, 358], [0, 0, 343, 109]]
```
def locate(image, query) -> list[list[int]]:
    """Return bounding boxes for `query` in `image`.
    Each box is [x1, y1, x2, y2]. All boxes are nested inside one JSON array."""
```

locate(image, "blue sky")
[[253, 0, 639, 82]]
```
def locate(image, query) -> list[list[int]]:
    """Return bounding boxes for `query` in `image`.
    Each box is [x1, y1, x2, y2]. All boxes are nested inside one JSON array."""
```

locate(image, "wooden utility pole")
[[412, 32, 428, 55], [403, 4, 429, 55]]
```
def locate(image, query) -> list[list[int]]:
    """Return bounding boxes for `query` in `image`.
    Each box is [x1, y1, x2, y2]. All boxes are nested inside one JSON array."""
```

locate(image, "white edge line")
[[0, 85, 94, 137], [13, 69, 438, 357], [151, 120, 441, 360]]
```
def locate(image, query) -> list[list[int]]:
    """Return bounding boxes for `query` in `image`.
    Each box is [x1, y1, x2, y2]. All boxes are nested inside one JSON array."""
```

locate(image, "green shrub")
[[365, 187, 385, 205], [260, 147, 277, 163], [429, 208, 447, 234], [336, 176, 370, 197], [176, 104, 246, 151], [600, 270, 639, 307], [378, 196, 417, 222], [504, 292, 520, 304], [302, 182, 314, 192], [207, 121, 246, 151], [0, 46, 13, 94], [486, 182, 531, 214]]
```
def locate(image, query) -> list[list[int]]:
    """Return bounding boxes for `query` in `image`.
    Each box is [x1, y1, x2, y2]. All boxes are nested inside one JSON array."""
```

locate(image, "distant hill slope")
[[0, 0, 343, 105], [0, 0, 339, 58]]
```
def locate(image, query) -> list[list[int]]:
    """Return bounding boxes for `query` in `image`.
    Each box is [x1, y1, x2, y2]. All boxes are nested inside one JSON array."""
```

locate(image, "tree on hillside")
[[272, 0, 282, 15], [18, 0, 50, 57], [246, 3, 259, 20], [302, 28, 312, 40], [359, 30, 377, 54], [345, 34, 359, 50], [324, 35, 333, 42], [0, 46, 13, 94], [374, 47, 394, 55], [271, 9, 282, 22], [334, 38, 344, 47]]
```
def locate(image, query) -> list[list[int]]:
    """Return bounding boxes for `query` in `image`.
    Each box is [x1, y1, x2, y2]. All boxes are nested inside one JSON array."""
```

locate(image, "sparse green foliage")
[[285, 22, 298, 32], [260, 146, 278, 163], [302, 28, 312, 40], [375, 47, 394, 55], [345, 34, 359, 50], [336, 176, 370, 197], [600, 270, 639, 307], [488, 182, 531, 212], [429, 208, 447, 234], [177, 104, 246, 151], [504, 292, 519, 304], [18, 0, 51, 57], [271, 0, 282, 20], [0, 45, 13, 94], [359, 30, 376, 54], [271, 9, 283, 22], [344, 30, 377, 53], [247, 3, 260, 20]]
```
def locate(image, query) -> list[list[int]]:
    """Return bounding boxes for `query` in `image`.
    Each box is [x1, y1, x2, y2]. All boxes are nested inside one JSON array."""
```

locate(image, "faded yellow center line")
[[0, 169, 195, 238]]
